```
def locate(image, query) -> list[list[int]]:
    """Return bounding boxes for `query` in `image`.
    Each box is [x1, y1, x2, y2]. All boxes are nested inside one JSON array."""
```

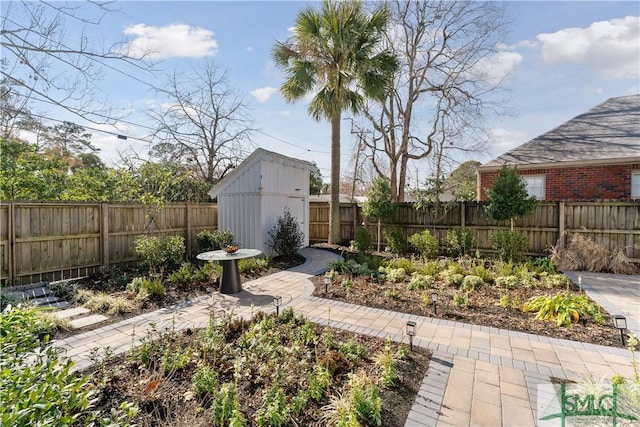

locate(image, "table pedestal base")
[[220, 259, 242, 294]]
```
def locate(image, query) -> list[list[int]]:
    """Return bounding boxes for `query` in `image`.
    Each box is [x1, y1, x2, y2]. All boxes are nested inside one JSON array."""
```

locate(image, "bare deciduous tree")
[[147, 62, 255, 184], [1, 1, 154, 126], [360, 0, 510, 201]]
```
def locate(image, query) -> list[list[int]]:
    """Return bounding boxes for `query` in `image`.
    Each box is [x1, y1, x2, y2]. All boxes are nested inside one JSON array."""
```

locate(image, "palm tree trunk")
[[329, 113, 341, 244]]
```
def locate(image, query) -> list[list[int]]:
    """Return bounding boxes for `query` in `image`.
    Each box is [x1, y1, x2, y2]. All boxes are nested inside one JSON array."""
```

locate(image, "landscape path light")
[[324, 275, 330, 294], [613, 315, 627, 346], [430, 291, 439, 315], [406, 320, 416, 351], [273, 296, 282, 316], [578, 275, 582, 292]]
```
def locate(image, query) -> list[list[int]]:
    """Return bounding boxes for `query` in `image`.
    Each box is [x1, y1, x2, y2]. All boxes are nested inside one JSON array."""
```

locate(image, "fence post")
[[101, 203, 109, 268], [186, 202, 192, 257], [558, 201, 565, 246], [460, 201, 466, 227], [9, 201, 15, 285]]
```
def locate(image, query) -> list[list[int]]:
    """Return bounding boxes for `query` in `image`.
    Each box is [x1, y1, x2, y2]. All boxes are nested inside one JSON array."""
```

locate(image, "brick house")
[[477, 94, 640, 201]]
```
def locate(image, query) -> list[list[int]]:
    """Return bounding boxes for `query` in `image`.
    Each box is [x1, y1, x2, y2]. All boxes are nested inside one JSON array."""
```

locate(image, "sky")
[[4, 1, 640, 182]]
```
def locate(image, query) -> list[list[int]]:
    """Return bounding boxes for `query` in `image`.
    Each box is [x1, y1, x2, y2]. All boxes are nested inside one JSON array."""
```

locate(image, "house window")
[[524, 175, 545, 199], [632, 172, 640, 199]]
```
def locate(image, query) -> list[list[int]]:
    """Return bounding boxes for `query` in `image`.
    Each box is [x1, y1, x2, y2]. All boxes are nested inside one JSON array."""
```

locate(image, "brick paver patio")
[[53, 247, 639, 426]]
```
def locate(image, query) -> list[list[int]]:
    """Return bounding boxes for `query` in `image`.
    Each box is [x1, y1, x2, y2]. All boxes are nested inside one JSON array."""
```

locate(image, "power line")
[[255, 129, 330, 154]]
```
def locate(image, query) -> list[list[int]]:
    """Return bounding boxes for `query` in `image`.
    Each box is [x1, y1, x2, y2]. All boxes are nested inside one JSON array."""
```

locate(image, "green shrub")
[[351, 227, 373, 253], [384, 289, 401, 299], [344, 259, 372, 276], [446, 227, 475, 257], [127, 276, 166, 299], [408, 273, 434, 290], [495, 275, 520, 290], [197, 229, 235, 251], [409, 230, 439, 258], [533, 257, 557, 274], [339, 339, 368, 362], [453, 292, 470, 307], [161, 346, 191, 374], [212, 382, 244, 426], [545, 274, 569, 289], [134, 234, 185, 273], [380, 267, 406, 283], [268, 210, 304, 260], [168, 263, 194, 288], [490, 230, 528, 262], [470, 263, 493, 283], [238, 257, 269, 273], [308, 365, 332, 401], [194, 261, 222, 283], [383, 225, 407, 254], [387, 257, 415, 274], [419, 260, 442, 277], [461, 275, 484, 292], [256, 384, 289, 427], [1, 305, 54, 354], [440, 269, 464, 287], [192, 366, 219, 396]]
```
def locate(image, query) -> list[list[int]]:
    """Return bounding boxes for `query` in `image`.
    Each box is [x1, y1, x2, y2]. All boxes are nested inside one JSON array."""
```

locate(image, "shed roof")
[[479, 94, 640, 171], [209, 148, 317, 198]]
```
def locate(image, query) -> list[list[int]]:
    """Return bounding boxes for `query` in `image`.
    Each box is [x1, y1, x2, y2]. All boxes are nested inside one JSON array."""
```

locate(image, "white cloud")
[[123, 23, 218, 59], [250, 86, 278, 103], [473, 51, 523, 87], [536, 16, 640, 80], [488, 127, 528, 156]]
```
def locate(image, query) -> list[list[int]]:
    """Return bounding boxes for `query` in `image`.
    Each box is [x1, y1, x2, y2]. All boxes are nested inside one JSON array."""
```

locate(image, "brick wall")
[[478, 163, 640, 201]]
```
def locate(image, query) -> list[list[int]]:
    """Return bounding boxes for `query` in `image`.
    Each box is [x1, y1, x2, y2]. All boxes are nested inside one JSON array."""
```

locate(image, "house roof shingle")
[[479, 94, 640, 170]]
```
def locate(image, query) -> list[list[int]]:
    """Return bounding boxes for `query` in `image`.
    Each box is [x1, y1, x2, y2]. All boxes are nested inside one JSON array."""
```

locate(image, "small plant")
[[268, 210, 304, 260], [339, 339, 368, 362], [495, 275, 520, 290], [351, 226, 373, 253], [470, 263, 493, 283], [375, 339, 398, 387], [544, 274, 569, 289], [197, 228, 235, 251], [256, 384, 289, 427], [383, 225, 407, 254], [342, 278, 354, 291], [419, 260, 442, 276], [48, 279, 79, 301], [308, 364, 332, 401], [167, 263, 194, 288], [409, 229, 439, 258], [522, 293, 595, 326], [453, 292, 470, 308], [384, 289, 401, 299], [194, 261, 222, 284], [237, 257, 269, 273], [161, 346, 191, 374], [460, 275, 484, 292], [446, 227, 475, 257], [82, 291, 137, 315], [490, 230, 528, 262], [134, 234, 185, 273], [127, 276, 166, 299], [420, 292, 432, 307], [440, 269, 465, 287], [533, 257, 557, 274], [212, 382, 243, 426], [380, 266, 406, 283], [192, 366, 218, 396], [499, 293, 520, 310], [408, 273, 434, 290]]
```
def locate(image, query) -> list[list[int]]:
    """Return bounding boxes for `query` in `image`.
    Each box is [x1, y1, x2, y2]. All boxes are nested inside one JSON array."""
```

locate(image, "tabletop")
[[196, 248, 262, 262]]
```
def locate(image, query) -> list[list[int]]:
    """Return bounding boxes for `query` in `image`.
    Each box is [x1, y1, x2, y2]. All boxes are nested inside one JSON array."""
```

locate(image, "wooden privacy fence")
[[2, 200, 638, 285], [0, 202, 218, 286], [309, 201, 640, 263]]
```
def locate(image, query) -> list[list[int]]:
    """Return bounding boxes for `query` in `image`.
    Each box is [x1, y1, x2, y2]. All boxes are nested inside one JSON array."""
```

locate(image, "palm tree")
[[273, 0, 397, 244]]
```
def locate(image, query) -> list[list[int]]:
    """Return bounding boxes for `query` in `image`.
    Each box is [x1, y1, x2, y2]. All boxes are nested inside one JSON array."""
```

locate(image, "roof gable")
[[208, 148, 317, 198], [480, 94, 640, 170]]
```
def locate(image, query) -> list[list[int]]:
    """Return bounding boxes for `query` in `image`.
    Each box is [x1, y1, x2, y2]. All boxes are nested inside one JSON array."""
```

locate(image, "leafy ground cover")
[[310, 244, 625, 348], [86, 309, 430, 426]]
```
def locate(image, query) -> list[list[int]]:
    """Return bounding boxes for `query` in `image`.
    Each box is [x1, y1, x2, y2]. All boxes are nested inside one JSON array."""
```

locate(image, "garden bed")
[[85, 310, 430, 426], [309, 245, 623, 348]]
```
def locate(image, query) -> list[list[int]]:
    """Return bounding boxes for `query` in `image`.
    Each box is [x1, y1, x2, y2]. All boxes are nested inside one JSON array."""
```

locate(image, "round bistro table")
[[196, 248, 262, 294]]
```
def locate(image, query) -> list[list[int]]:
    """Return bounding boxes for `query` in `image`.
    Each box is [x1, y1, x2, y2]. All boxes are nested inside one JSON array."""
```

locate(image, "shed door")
[[287, 197, 305, 229]]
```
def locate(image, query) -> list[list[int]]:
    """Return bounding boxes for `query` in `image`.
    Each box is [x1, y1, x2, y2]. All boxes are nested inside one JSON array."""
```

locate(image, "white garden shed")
[[208, 148, 317, 255]]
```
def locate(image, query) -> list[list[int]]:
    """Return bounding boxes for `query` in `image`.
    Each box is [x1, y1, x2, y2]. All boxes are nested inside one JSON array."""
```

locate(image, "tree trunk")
[[329, 113, 341, 244], [377, 218, 381, 252]]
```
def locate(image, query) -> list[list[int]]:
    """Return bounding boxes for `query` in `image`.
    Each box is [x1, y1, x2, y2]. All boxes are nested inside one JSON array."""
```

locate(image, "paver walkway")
[[54, 248, 638, 426]]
